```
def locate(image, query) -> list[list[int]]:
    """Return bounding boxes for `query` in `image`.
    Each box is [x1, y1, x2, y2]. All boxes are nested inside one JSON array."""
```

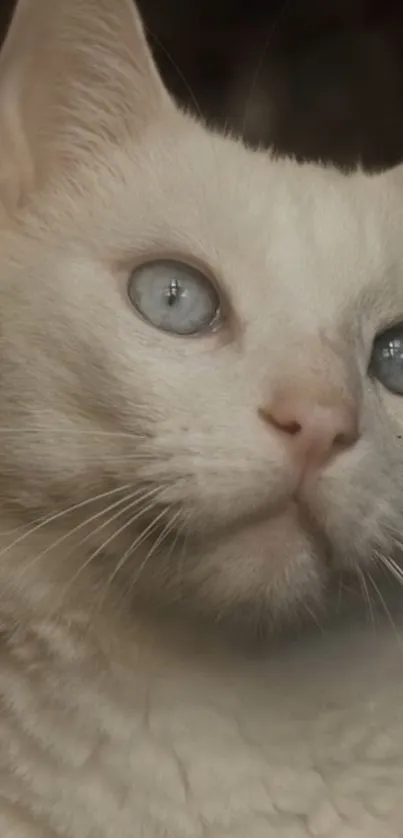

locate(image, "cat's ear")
[[0, 0, 172, 210]]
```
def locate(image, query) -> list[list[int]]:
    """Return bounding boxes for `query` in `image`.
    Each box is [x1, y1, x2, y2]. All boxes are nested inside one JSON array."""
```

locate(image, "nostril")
[[271, 416, 302, 436], [332, 432, 350, 454], [333, 424, 359, 450], [258, 407, 302, 436], [258, 402, 359, 461]]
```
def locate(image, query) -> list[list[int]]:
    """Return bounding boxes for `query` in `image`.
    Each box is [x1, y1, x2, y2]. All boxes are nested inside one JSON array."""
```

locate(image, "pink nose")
[[258, 397, 359, 471]]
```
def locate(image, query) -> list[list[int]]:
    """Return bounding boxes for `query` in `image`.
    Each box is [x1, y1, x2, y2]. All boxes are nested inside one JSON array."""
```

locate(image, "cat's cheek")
[[307, 459, 401, 575], [192, 511, 324, 616]]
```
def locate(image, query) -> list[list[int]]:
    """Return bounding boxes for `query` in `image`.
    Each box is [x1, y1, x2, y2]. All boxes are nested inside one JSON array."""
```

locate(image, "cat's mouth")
[[186, 490, 335, 568], [218, 484, 333, 554]]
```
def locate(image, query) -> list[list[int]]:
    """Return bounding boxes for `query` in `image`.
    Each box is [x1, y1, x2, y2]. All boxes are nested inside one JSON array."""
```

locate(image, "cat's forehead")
[[57, 117, 403, 332]]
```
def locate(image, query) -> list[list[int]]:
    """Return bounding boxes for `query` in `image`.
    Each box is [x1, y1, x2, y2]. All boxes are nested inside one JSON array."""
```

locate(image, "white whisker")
[[0, 483, 134, 557], [357, 568, 376, 628], [377, 553, 403, 586], [5, 485, 162, 599], [0, 427, 140, 439], [97, 506, 182, 616], [129, 507, 182, 590], [54, 484, 174, 612], [367, 570, 403, 649], [174, 509, 193, 599]]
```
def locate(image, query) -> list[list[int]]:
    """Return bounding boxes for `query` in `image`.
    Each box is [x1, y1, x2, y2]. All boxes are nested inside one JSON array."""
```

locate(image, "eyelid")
[[374, 320, 403, 340]]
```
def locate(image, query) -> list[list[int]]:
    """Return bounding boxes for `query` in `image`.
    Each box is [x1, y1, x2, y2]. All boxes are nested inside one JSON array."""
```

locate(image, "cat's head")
[[1, 0, 403, 626]]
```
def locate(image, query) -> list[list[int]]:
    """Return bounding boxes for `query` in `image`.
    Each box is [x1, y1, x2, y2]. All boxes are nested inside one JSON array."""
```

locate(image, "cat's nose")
[[258, 396, 359, 471]]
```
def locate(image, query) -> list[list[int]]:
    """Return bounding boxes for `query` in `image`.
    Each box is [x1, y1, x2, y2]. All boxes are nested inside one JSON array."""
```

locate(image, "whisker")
[[97, 506, 182, 616], [5, 485, 162, 600], [144, 26, 204, 120], [0, 427, 142, 439], [0, 483, 134, 556], [128, 507, 182, 591], [77, 453, 156, 459], [303, 602, 324, 634], [0, 484, 140, 538], [357, 568, 376, 629], [54, 485, 174, 612], [367, 570, 403, 649], [378, 553, 403, 586], [241, 0, 291, 139], [334, 575, 345, 615], [173, 509, 193, 599], [388, 556, 403, 579]]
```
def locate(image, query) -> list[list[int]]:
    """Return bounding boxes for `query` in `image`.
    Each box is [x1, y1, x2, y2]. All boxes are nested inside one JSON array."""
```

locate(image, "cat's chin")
[[179, 503, 328, 626]]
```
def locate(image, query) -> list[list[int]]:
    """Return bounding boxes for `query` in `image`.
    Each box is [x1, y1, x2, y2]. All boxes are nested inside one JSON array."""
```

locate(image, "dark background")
[[2, 0, 403, 169]]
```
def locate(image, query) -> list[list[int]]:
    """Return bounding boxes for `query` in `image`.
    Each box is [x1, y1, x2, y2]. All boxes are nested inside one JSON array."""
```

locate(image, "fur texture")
[[1, 0, 403, 835]]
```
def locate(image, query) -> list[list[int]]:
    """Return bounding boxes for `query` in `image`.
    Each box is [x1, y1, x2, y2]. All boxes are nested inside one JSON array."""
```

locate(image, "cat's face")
[[1, 0, 403, 624]]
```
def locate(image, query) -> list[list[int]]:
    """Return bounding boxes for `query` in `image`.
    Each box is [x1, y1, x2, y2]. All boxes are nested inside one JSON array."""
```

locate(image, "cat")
[[2, 0, 403, 836]]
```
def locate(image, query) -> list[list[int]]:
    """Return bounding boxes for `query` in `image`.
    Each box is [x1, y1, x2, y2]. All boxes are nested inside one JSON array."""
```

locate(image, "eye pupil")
[[166, 279, 181, 307]]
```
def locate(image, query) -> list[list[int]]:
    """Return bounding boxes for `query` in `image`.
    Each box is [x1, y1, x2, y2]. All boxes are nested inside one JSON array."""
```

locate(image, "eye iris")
[[371, 326, 403, 395], [128, 259, 221, 336]]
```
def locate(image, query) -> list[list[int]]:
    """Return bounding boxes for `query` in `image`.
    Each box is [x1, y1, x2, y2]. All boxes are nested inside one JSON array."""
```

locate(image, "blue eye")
[[128, 260, 221, 336], [370, 325, 403, 394]]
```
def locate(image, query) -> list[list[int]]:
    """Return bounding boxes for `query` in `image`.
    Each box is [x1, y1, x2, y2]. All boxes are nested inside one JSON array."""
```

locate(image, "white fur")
[[1, 1, 403, 835]]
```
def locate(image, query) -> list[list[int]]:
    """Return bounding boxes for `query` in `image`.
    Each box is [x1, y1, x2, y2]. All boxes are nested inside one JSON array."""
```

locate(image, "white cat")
[[1, 1, 403, 836]]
